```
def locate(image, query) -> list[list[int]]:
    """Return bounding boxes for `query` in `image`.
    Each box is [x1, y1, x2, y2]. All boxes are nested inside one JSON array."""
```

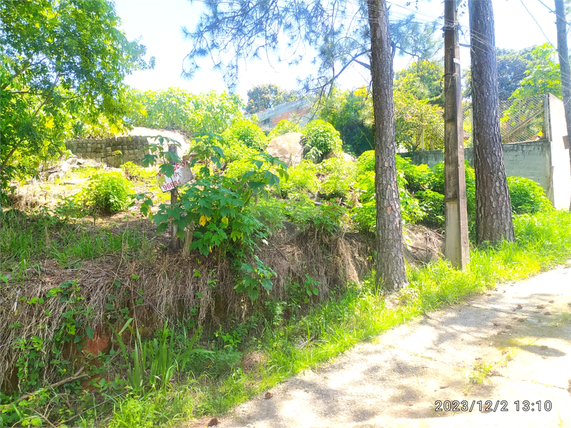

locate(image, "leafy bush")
[[77, 172, 133, 214], [416, 189, 445, 227], [319, 157, 356, 200], [356, 150, 375, 175], [281, 195, 348, 232], [352, 155, 424, 232], [223, 119, 268, 151], [121, 161, 154, 182], [224, 140, 258, 163], [507, 176, 552, 214], [425, 162, 476, 224], [267, 119, 302, 140], [396, 156, 431, 193], [393, 89, 445, 151], [132, 89, 243, 135], [302, 119, 343, 162], [318, 87, 374, 156], [281, 160, 320, 197]]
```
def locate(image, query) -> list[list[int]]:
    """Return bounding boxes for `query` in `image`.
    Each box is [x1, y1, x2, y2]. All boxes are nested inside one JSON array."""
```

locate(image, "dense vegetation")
[[1, 3, 568, 424]]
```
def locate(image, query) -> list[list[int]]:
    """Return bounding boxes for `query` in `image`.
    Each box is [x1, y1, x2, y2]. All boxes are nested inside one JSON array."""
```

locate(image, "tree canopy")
[[246, 84, 299, 114], [130, 88, 244, 135], [0, 0, 150, 197], [182, 0, 442, 92]]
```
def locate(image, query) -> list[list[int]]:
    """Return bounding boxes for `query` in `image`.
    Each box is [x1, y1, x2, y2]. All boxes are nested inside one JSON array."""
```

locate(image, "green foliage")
[[235, 256, 276, 300], [223, 119, 268, 151], [509, 44, 561, 100], [0, 280, 97, 426], [318, 87, 373, 156], [356, 150, 375, 175], [302, 120, 343, 162], [423, 162, 477, 229], [397, 157, 432, 193], [352, 152, 425, 232], [0, 0, 149, 200], [393, 89, 444, 151], [280, 195, 348, 233], [131, 88, 244, 135], [280, 160, 320, 197], [246, 84, 299, 114], [267, 119, 302, 140], [121, 162, 154, 182], [77, 172, 133, 215], [319, 157, 356, 200], [141, 136, 287, 299], [394, 60, 444, 106], [415, 189, 445, 228], [1, 208, 152, 277], [507, 176, 552, 214]]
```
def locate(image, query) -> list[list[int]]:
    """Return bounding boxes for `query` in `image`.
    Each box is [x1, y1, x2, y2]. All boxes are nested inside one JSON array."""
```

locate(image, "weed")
[[469, 362, 494, 384], [76, 172, 133, 215]]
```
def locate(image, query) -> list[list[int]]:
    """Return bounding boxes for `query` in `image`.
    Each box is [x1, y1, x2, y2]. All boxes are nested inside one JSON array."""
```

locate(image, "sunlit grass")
[[173, 211, 571, 420]]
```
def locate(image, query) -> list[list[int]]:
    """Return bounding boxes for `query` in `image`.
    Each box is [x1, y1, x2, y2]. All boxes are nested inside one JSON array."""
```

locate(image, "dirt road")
[[213, 262, 571, 427]]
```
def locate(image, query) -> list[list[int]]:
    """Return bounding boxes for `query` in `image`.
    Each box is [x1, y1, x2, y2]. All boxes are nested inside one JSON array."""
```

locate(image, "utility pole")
[[443, 0, 470, 268], [554, 0, 571, 210]]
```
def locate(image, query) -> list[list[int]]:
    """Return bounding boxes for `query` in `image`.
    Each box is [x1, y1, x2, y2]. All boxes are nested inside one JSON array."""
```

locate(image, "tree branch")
[[0, 369, 88, 412]]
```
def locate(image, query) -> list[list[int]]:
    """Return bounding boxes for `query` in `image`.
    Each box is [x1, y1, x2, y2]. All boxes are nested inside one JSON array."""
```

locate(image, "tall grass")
[[108, 210, 571, 426], [0, 209, 153, 279]]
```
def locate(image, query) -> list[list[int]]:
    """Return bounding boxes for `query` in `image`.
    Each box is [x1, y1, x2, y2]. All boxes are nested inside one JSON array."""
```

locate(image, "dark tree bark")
[[554, 0, 571, 211], [367, 0, 408, 290], [469, 0, 515, 243]]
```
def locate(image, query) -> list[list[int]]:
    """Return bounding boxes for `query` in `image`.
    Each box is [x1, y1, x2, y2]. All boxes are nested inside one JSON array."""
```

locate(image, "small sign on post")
[[157, 161, 193, 192]]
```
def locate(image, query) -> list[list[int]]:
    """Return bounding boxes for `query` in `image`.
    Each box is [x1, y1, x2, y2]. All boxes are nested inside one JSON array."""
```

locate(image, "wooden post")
[[444, 0, 470, 268], [168, 144, 182, 250]]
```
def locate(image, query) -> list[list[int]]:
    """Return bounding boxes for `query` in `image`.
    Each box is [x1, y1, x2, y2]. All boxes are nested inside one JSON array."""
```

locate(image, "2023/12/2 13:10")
[[434, 400, 553, 412]]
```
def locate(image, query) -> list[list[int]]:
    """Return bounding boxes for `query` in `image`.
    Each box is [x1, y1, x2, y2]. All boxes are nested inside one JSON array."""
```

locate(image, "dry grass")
[[0, 222, 377, 393]]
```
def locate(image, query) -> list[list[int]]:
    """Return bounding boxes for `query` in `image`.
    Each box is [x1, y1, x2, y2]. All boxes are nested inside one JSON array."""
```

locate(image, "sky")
[[113, 0, 560, 100]]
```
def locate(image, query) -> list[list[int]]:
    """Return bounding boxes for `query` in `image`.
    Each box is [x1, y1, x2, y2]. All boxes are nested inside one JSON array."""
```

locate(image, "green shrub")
[[396, 156, 432, 193], [416, 189, 445, 227], [302, 119, 343, 162], [224, 140, 258, 162], [223, 119, 268, 151], [121, 161, 154, 182], [281, 160, 320, 197], [267, 119, 302, 140], [426, 162, 476, 223], [356, 150, 375, 175], [282, 195, 348, 232], [77, 172, 133, 214], [352, 168, 424, 232], [507, 176, 552, 214], [319, 157, 356, 200]]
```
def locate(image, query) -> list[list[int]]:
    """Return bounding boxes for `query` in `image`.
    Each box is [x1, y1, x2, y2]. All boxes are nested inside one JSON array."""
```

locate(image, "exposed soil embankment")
[[0, 221, 442, 393]]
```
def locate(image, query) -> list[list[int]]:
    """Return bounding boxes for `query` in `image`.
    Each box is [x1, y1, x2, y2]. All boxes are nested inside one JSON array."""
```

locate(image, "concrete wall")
[[546, 94, 571, 210], [402, 94, 571, 209], [402, 140, 552, 192], [66, 136, 149, 168]]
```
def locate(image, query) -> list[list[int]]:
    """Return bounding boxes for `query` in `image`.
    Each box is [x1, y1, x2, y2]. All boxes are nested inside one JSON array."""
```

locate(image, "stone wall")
[[66, 136, 149, 168]]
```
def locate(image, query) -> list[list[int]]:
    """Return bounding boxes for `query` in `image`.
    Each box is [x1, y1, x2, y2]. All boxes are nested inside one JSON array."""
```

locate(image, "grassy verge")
[[0, 209, 155, 280], [102, 210, 571, 427]]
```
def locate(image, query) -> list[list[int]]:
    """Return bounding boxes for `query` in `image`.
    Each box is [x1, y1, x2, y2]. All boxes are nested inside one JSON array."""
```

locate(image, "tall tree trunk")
[[554, 0, 571, 211], [367, 0, 408, 290], [469, 0, 515, 243]]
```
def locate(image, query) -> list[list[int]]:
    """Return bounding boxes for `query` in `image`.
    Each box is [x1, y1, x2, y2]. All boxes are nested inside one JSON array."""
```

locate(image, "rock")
[[266, 132, 304, 166]]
